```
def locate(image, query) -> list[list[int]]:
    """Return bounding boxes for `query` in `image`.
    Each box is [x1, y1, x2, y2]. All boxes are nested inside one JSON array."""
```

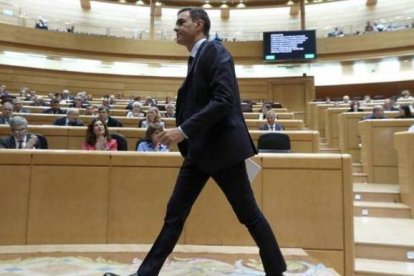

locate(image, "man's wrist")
[[177, 126, 188, 139]]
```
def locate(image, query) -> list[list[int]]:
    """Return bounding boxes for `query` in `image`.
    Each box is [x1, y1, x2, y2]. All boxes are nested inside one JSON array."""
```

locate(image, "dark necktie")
[[18, 140, 23, 149], [270, 125, 274, 131], [187, 56, 194, 74]]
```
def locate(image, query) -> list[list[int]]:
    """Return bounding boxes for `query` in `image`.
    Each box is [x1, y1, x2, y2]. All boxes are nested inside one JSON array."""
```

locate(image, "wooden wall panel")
[[394, 132, 414, 217], [0, 151, 354, 275], [0, 151, 31, 245]]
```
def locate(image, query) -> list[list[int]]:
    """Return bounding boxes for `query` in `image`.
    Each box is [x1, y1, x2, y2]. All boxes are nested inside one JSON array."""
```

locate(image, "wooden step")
[[353, 163, 363, 174], [319, 147, 340, 153], [355, 217, 414, 262], [355, 258, 414, 276], [354, 183, 400, 203], [353, 173, 368, 183], [354, 201, 411, 218]]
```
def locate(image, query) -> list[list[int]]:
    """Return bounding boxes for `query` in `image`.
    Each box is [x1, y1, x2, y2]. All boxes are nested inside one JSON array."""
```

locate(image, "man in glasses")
[[0, 116, 40, 149]]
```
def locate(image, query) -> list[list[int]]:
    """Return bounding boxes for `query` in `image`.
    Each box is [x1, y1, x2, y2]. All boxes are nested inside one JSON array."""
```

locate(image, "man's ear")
[[196, 19, 204, 30]]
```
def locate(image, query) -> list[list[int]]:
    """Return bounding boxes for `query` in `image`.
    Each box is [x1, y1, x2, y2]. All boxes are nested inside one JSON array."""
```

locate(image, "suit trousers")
[[137, 159, 286, 276]]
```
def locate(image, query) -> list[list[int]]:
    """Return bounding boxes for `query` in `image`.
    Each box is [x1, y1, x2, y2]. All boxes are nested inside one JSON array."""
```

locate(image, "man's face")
[[2, 103, 13, 118], [12, 124, 28, 140], [13, 100, 22, 111], [98, 110, 109, 121], [67, 111, 78, 122], [166, 105, 175, 115], [51, 102, 59, 110], [266, 114, 276, 125], [174, 11, 202, 49], [374, 109, 384, 118]]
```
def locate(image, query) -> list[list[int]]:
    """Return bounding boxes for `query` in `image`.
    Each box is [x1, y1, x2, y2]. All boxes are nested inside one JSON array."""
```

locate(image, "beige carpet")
[[0, 245, 338, 275]]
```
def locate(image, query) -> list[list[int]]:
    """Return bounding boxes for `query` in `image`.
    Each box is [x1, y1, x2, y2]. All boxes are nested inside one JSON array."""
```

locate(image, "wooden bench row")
[[0, 125, 320, 153], [0, 151, 353, 275], [2, 113, 305, 130], [16, 106, 296, 119]]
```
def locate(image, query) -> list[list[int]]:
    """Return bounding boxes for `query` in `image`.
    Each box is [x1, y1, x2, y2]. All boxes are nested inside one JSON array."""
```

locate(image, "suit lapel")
[[179, 40, 208, 90]]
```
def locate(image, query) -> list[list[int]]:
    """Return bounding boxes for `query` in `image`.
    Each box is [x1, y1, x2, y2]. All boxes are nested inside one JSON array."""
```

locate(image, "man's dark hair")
[[178, 7, 210, 38]]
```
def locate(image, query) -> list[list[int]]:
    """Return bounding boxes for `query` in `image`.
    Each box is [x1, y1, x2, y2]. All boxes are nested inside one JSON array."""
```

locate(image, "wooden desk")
[[0, 151, 353, 275], [338, 112, 399, 162], [359, 119, 414, 183], [394, 132, 414, 217], [0, 126, 318, 153]]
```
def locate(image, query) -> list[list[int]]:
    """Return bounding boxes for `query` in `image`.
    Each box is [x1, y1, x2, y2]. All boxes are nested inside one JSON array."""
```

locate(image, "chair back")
[[34, 133, 48, 149], [257, 133, 291, 153], [110, 133, 128, 151]]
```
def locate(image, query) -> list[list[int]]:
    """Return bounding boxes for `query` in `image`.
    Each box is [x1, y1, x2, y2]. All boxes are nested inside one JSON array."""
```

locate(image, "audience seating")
[[110, 133, 128, 151], [257, 133, 291, 153], [0, 126, 319, 153], [245, 119, 304, 130], [34, 133, 49, 149], [243, 112, 295, 120]]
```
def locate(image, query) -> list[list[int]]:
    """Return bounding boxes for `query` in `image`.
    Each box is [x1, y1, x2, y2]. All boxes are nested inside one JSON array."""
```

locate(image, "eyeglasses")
[[12, 128, 27, 133]]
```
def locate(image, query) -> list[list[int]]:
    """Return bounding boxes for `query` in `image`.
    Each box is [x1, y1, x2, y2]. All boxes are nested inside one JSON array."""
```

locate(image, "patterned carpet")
[[0, 256, 337, 276], [0, 246, 338, 276]]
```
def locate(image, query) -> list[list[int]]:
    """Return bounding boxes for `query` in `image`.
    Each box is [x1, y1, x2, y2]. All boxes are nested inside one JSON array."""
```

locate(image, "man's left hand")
[[159, 128, 185, 146]]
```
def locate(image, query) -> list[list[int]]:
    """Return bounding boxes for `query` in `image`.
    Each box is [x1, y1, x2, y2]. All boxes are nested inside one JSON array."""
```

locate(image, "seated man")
[[54, 108, 84, 126], [383, 98, 398, 111], [43, 98, 66, 114], [163, 103, 176, 118], [363, 105, 387, 120], [259, 110, 284, 131], [12, 99, 31, 113], [0, 101, 14, 124], [0, 116, 40, 149], [97, 106, 123, 127], [397, 89, 414, 103]]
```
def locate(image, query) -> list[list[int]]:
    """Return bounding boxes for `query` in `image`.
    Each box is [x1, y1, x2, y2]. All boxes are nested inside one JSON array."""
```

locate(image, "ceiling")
[[92, 0, 339, 9]]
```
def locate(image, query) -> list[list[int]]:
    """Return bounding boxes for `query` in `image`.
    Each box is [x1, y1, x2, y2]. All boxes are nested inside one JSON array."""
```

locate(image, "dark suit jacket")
[[43, 108, 66, 114], [259, 124, 284, 131], [53, 117, 84, 126], [0, 117, 10, 124], [0, 134, 41, 149], [176, 40, 256, 173], [106, 116, 123, 127]]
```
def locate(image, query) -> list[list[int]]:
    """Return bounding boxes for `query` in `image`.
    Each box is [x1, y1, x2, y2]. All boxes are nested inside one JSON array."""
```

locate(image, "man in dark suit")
[[97, 106, 123, 127], [259, 110, 284, 131], [43, 98, 66, 114], [0, 101, 13, 125], [53, 108, 84, 126], [362, 105, 387, 120], [108, 7, 286, 276], [0, 116, 40, 149]]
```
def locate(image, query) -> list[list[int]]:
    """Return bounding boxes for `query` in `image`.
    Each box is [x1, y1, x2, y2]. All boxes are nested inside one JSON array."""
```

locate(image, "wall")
[[0, 150, 354, 275]]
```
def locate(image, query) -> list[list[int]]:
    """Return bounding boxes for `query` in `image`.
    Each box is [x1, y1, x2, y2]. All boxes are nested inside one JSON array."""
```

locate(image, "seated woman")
[[82, 118, 117, 151], [136, 123, 169, 152], [127, 101, 146, 118], [139, 106, 165, 128], [397, 105, 414, 118]]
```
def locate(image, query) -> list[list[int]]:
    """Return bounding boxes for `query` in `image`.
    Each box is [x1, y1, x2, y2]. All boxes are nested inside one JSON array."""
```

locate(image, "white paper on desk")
[[245, 158, 261, 184]]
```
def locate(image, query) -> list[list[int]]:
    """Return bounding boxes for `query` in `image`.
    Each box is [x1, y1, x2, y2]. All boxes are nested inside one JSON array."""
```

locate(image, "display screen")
[[263, 30, 317, 62]]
